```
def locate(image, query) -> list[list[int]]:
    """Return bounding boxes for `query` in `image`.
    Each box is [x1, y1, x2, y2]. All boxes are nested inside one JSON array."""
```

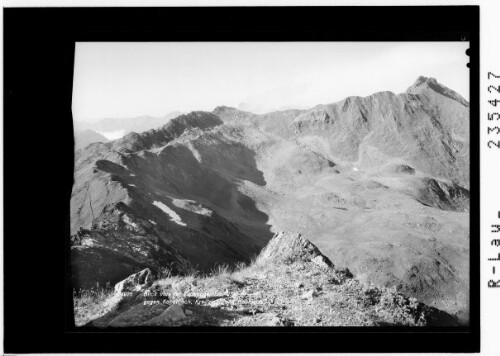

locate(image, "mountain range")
[[71, 76, 470, 324], [74, 111, 183, 140]]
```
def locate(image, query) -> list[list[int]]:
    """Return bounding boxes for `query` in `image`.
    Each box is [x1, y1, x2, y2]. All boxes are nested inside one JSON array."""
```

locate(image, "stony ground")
[[78, 232, 457, 327]]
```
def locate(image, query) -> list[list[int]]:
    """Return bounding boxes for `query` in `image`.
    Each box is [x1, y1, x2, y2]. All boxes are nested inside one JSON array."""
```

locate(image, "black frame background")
[[3, 6, 480, 353]]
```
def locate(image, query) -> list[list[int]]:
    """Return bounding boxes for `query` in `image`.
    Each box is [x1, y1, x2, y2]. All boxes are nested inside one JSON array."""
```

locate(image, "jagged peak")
[[166, 110, 219, 122], [108, 111, 222, 153], [158, 111, 220, 131], [406, 76, 469, 107], [413, 75, 432, 85], [213, 105, 238, 112], [212, 105, 255, 116], [257, 231, 333, 267], [412, 75, 448, 86]]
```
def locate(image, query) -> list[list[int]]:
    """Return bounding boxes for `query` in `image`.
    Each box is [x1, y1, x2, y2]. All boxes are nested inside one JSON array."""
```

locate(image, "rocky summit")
[[71, 77, 470, 325], [76, 232, 458, 327]]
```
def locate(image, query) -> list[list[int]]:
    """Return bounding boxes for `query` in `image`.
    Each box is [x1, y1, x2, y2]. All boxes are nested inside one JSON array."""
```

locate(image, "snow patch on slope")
[[172, 199, 213, 216], [122, 214, 138, 229], [153, 201, 187, 226]]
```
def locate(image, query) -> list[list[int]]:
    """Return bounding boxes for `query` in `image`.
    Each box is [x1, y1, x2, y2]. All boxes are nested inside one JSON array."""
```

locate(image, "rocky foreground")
[[76, 232, 458, 327]]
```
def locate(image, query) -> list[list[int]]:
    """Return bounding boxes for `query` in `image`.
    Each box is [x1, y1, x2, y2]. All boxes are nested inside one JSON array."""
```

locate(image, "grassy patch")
[[73, 287, 115, 326]]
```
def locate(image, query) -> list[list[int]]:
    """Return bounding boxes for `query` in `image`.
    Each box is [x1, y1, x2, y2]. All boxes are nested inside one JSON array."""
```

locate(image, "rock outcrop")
[[114, 268, 154, 294], [77, 233, 458, 327], [258, 231, 334, 269]]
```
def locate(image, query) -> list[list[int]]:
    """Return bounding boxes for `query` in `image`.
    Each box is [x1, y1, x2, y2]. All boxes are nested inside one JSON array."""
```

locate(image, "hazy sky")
[[72, 42, 469, 123]]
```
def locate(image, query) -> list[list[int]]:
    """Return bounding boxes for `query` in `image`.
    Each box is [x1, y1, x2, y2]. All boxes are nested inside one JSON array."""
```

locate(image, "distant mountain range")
[[74, 111, 183, 142], [74, 129, 109, 150], [71, 76, 470, 325], [237, 102, 310, 114]]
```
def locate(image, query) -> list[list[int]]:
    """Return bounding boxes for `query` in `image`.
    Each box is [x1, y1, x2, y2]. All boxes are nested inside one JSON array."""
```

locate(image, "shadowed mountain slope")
[[71, 112, 273, 290]]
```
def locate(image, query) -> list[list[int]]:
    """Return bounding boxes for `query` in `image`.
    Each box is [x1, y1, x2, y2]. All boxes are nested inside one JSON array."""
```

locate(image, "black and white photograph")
[[70, 41, 471, 328], [5, 4, 494, 354]]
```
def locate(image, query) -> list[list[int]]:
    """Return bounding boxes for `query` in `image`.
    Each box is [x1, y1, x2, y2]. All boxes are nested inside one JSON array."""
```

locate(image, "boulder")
[[258, 231, 334, 267], [312, 255, 331, 269], [301, 290, 319, 300], [114, 268, 154, 294], [141, 304, 190, 326], [159, 304, 187, 322]]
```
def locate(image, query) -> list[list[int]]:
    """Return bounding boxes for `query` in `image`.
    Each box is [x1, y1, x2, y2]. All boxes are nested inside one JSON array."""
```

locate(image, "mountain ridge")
[[74, 111, 183, 138]]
